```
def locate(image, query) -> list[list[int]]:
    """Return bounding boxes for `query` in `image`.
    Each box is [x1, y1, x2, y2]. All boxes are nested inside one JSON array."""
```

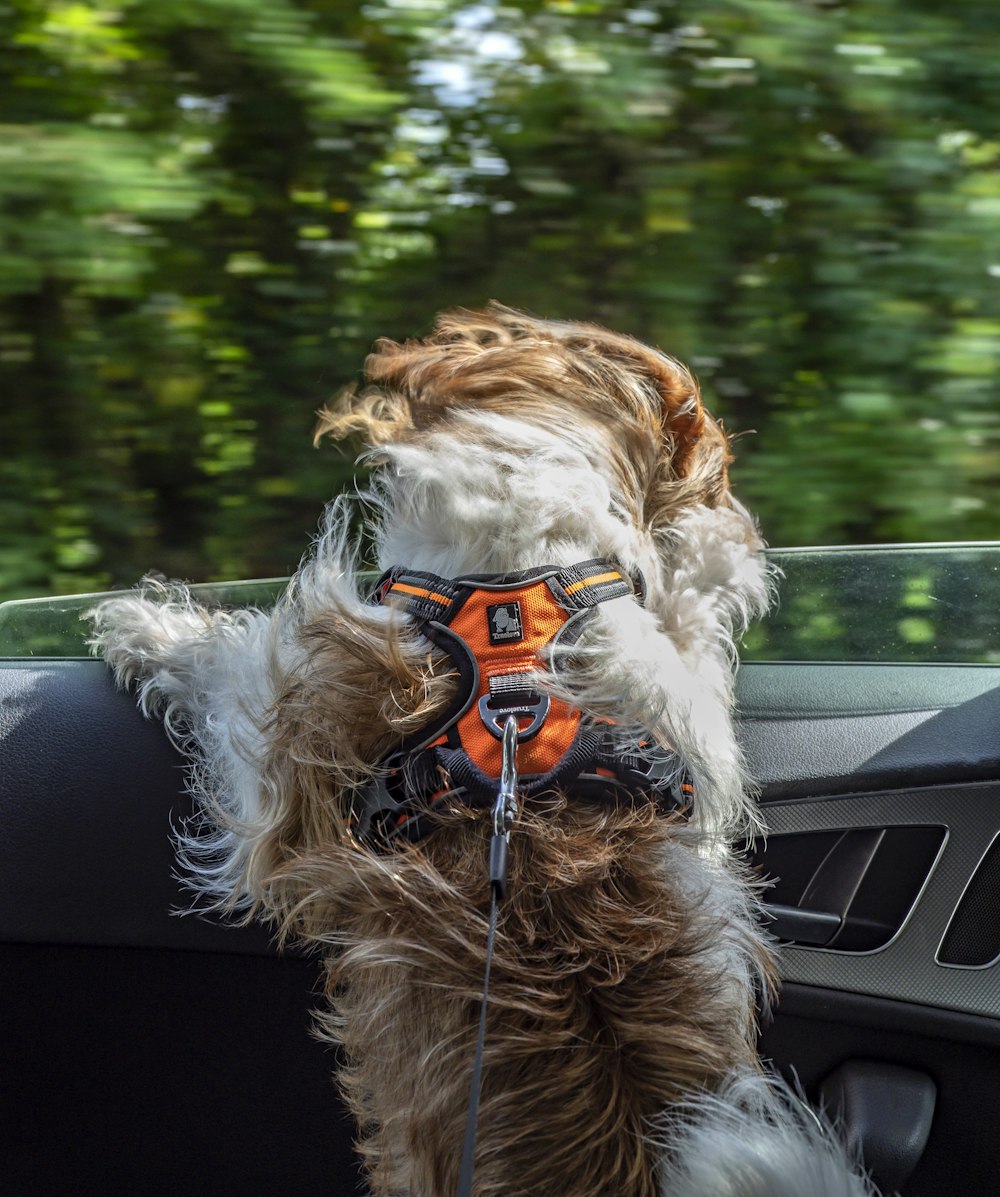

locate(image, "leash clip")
[[488, 714, 519, 900]]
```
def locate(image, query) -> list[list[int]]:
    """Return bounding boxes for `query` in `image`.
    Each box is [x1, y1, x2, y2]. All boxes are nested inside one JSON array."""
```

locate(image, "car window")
[[743, 543, 1000, 665], [0, 578, 289, 660], [4, 544, 999, 664]]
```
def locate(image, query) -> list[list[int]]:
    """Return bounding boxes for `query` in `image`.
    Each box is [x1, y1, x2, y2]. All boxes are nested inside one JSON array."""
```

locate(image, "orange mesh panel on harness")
[[353, 558, 695, 846]]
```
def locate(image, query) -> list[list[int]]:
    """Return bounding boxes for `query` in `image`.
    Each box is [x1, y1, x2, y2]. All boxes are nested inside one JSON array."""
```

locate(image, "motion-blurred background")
[[2, 0, 999, 600]]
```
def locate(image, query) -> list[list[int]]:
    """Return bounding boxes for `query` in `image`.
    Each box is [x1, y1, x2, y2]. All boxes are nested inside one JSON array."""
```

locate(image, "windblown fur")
[[90, 304, 871, 1197]]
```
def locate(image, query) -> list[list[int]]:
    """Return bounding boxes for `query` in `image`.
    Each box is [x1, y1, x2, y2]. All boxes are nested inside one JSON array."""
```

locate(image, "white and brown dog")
[[91, 305, 869, 1197]]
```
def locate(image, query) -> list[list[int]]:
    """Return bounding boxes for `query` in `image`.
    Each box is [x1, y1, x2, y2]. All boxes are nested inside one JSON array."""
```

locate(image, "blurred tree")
[[1, 0, 999, 600], [0, 0, 401, 594]]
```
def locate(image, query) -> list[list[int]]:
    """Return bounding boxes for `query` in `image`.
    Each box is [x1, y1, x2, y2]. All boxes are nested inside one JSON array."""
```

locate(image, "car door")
[[0, 580, 366, 1196], [738, 542, 1000, 1197]]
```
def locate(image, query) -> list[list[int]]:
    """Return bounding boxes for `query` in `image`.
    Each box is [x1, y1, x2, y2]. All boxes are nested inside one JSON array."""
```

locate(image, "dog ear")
[[312, 309, 514, 450], [552, 328, 736, 539], [313, 377, 413, 452], [622, 348, 770, 660], [629, 346, 732, 516]]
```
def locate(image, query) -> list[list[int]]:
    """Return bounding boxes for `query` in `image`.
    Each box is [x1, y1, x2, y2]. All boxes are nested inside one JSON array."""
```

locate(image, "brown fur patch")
[[274, 802, 771, 1197]]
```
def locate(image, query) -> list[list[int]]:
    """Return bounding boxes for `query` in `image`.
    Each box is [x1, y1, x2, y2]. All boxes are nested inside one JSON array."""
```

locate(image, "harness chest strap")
[[355, 558, 694, 845]]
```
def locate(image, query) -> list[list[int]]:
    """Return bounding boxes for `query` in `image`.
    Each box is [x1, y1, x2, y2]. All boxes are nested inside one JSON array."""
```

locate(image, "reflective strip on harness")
[[563, 569, 622, 595], [390, 581, 454, 607]]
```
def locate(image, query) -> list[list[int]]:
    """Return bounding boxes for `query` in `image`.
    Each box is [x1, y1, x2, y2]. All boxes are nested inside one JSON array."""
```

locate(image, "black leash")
[[457, 715, 520, 1197]]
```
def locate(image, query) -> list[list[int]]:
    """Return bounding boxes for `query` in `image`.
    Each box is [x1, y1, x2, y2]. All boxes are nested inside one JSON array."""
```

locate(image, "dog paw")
[[87, 583, 211, 692]]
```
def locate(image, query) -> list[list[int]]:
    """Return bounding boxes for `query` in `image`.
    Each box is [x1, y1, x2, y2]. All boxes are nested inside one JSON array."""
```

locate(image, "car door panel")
[[740, 663, 1000, 798], [738, 662, 1000, 1015], [1, 660, 364, 1195], [4, 655, 1000, 1193], [737, 661, 1000, 1196]]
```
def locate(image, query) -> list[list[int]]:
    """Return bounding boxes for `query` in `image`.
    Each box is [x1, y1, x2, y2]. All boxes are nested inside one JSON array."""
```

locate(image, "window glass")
[[3, 545, 998, 663], [0, 579, 288, 660], [743, 544, 1000, 664]]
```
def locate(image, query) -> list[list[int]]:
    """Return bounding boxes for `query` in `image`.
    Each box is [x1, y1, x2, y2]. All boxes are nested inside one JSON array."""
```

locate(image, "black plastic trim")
[[736, 663, 1000, 800], [773, 982, 1000, 1048]]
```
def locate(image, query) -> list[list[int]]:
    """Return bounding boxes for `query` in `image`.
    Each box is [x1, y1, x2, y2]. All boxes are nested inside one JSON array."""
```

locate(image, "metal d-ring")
[[477, 692, 550, 742]]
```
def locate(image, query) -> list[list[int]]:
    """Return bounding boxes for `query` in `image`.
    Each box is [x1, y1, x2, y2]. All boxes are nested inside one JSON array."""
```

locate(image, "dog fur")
[[90, 305, 871, 1197]]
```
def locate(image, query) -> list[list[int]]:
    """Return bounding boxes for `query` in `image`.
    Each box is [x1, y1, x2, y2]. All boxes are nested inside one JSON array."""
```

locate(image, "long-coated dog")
[[91, 305, 869, 1197]]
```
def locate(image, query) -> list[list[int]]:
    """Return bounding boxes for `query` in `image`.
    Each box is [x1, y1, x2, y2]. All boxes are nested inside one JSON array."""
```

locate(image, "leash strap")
[[457, 716, 519, 1197], [457, 887, 499, 1197]]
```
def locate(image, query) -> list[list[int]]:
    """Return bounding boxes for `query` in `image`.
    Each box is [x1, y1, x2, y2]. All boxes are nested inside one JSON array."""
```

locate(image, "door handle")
[[753, 825, 945, 951]]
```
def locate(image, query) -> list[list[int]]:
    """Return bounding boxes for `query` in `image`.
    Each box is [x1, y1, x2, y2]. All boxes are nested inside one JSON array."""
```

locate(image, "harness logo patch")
[[487, 601, 523, 645]]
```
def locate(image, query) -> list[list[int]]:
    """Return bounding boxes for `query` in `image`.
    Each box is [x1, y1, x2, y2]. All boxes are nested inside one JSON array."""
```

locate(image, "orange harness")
[[353, 558, 694, 846]]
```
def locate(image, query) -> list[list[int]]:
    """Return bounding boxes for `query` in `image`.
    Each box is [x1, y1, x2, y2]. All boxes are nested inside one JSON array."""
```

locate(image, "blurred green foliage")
[[2, 0, 1000, 601]]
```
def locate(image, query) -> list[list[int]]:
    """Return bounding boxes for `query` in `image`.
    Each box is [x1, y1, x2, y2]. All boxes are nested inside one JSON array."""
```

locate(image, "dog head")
[[290, 306, 771, 836], [316, 304, 742, 583]]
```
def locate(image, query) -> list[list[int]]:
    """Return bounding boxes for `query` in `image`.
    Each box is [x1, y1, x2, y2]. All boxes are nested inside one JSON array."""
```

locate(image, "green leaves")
[[0, 124, 209, 294], [3, 0, 1000, 600]]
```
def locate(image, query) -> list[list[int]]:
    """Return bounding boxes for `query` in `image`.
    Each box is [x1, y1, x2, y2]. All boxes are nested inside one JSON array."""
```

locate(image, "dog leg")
[[89, 582, 278, 908]]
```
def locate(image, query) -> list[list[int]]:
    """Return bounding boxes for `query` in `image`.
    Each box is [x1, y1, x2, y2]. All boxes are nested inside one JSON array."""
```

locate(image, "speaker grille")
[[938, 835, 1000, 967]]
